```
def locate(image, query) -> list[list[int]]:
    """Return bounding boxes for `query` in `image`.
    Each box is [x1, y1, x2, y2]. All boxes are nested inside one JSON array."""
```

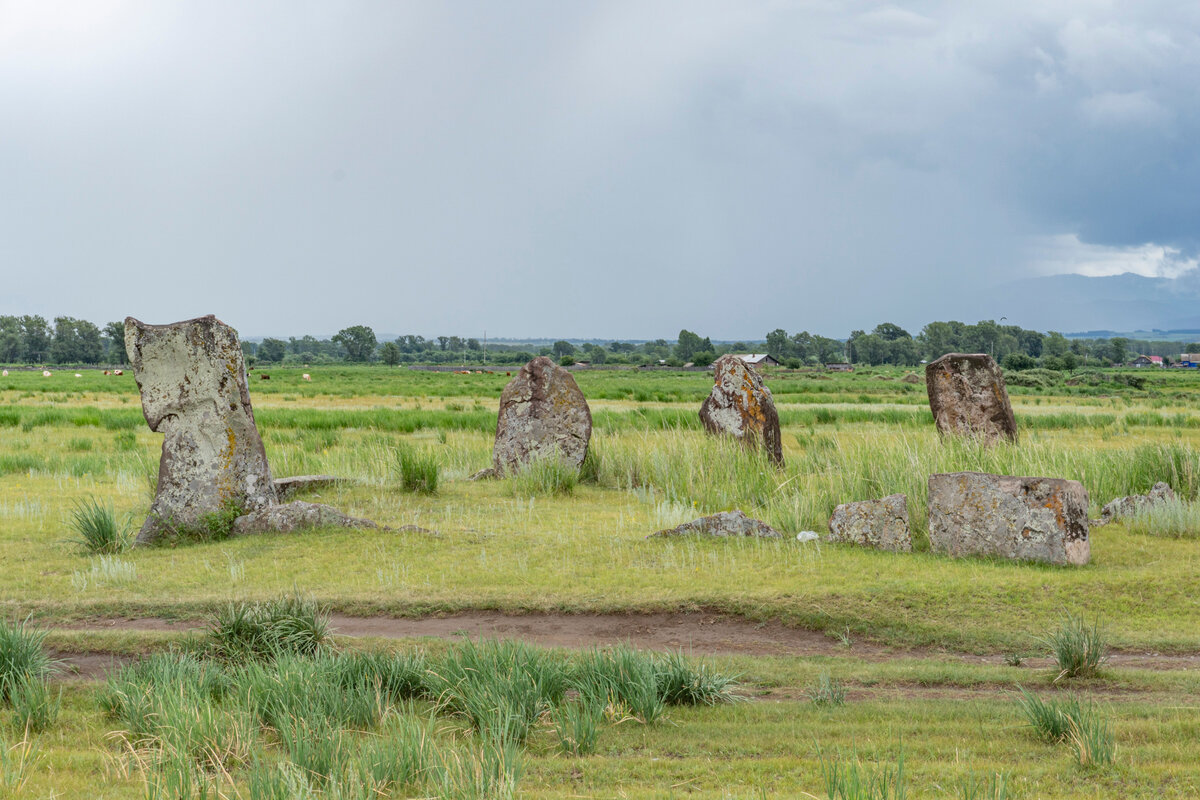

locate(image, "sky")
[[2, 1, 1198, 340]]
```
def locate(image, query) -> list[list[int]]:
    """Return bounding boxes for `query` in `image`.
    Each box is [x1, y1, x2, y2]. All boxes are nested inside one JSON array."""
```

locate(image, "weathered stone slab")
[[699, 355, 783, 465], [492, 357, 592, 476], [827, 494, 911, 552], [1094, 482, 1176, 527], [273, 475, 349, 500], [126, 315, 277, 544], [649, 510, 783, 539], [927, 472, 1089, 565], [231, 501, 377, 535], [925, 353, 1017, 444]]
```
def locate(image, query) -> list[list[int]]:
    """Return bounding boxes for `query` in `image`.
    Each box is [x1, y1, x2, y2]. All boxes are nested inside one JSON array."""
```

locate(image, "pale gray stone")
[[699, 355, 783, 465], [925, 353, 1018, 444], [231, 501, 377, 535], [273, 475, 348, 500], [827, 494, 911, 552], [928, 471, 1089, 566], [649, 510, 783, 539], [1094, 482, 1176, 527], [126, 315, 276, 545], [469, 468, 498, 481], [492, 357, 592, 476]]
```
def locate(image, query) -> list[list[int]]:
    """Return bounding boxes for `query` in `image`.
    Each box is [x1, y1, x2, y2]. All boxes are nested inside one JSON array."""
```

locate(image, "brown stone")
[[699, 355, 783, 465], [492, 357, 592, 476], [925, 353, 1017, 444], [927, 471, 1089, 565], [126, 315, 277, 544], [827, 494, 911, 552]]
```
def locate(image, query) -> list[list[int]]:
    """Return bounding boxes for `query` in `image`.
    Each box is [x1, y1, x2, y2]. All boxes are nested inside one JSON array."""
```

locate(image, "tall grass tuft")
[[807, 671, 848, 708], [66, 496, 132, 554], [0, 733, 40, 793], [818, 743, 907, 800], [0, 618, 53, 703], [572, 645, 664, 724], [958, 772, 1009, 800], [1127, 498, 1200, 538], [8, 672, 60, 732], [394, 444, 440, 495], [653, 651, 741, 706], [1067, 702, 1115, 767], [1014, 686, 1083, 743], [208, 594, 331, 662], [508, 456, 578, 497], [1043, 614, 1107, 681]]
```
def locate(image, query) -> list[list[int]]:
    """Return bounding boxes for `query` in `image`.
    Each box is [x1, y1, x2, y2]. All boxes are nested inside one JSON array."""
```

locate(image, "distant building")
[[735, 354, 780, 367], [1180, 354, 1200, 368], [825, 362, 854, 372], [1130, 355, 1163, 367]]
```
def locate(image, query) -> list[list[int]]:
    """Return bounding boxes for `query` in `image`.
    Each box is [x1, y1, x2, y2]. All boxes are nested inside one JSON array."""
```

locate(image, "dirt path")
[[56, 610, 1200, 672]]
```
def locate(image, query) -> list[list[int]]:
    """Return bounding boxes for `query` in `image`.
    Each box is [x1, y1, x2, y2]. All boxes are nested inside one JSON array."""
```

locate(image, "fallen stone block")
[[649, 510, 783, 539], [827, 494, 911, 552]]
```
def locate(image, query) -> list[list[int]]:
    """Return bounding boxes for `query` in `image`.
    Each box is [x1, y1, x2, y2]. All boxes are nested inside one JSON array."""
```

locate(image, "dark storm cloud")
[[1, 1, 1198, 338]]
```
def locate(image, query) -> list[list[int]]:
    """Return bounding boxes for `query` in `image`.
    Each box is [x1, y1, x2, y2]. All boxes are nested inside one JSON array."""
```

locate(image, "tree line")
[[1, 314, 1193, 369]]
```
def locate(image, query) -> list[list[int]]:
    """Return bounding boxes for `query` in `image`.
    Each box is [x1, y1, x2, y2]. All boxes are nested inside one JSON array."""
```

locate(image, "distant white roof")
[[737, 354, 774, 364]]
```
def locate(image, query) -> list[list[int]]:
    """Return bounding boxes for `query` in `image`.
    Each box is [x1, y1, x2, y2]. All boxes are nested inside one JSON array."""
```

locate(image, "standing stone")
[[927, 472, 1090, 566], [700, 355, 783, 465], [126, 316, 277, 544], [827, 494, 911, 552], [492, 356, 592, 475], [925, 353, 1017, 444]]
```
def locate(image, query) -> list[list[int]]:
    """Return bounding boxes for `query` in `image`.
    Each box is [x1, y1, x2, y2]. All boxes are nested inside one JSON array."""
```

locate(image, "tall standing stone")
[[927, 471, 1090, 566], [492, 356, 592, 475], [699, 354, 783, 465], [126, 316, 277, 544], [925, 353, 1018, 444]]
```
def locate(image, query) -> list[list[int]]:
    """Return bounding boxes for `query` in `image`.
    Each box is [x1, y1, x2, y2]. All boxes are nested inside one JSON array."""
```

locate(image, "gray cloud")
[[2, 1, 1198, 339]]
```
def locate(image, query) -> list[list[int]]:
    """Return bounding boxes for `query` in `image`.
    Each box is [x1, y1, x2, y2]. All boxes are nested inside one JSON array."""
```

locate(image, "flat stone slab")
[[928, 471, 1089, 565], [827, 494, 911, 552], [273, 475, 350, 500], [649, 510, 783, 539], [232, 501, 378, 536], [1094, 482, 1176, 527]]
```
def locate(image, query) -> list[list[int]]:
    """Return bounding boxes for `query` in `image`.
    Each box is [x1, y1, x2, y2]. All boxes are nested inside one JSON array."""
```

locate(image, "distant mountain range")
[[981, 272, 1200, 338]]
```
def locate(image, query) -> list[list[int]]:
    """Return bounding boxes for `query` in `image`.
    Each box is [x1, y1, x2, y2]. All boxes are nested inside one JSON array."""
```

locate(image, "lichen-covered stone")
[[699, 355, 783, 465], [925, 353, 1017, 444], [231, 501, 377, 535], [273, 475, 348, 500], [1095, 482, 1176, 527], [492, 357, 592, 476], [928, 471, 1089, 565], [649, 510, 782, 539], [126, 315, 276, 545], [827, 494, 911, 552]]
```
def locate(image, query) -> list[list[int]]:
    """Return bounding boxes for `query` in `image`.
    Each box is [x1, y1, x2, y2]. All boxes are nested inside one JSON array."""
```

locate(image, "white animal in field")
[[42, 370, 51, 377], [302, 373, 311, 381], [75, 373, 82, 378], [114, 369, 123, 375], [1, 370, 7, 377]]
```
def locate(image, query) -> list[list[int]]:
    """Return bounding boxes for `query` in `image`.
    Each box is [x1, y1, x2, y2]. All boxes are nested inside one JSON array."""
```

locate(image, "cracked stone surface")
[[126, 315, 276, 544], [827, 494, 911, 552], [699, 355, 783, 466], [492, 357, 592, 476], [649, 510, 783, 539], [925, 353, 1017, 445]]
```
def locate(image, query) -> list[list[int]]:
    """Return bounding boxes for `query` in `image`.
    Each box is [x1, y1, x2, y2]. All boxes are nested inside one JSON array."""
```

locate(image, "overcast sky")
[[2, 1, 1198, 339]]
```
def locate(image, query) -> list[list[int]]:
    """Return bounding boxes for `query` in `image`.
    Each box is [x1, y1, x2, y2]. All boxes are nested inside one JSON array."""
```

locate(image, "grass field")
[[2, 364, 1199, 798]]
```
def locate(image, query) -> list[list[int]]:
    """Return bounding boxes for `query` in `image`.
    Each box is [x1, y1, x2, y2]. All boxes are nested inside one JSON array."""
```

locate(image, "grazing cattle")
[[103, 370, 110, 375], [42, 370, 51, 377], [260, 374, 270, 380], [114, 370, 123, 375], [1, 370, 7, 377], [302, 374, 311, 381], [74, 373, 82, 378]]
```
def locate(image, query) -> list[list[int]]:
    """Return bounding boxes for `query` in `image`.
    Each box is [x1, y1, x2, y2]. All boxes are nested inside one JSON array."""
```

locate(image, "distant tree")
[[466, 338, 481, 351], [1110, 337, 1129, 365], [50, 316, 103, 364], [1043, 331, 1070, 358], [0, 317, 21, 362], [552, 340, 576, 358], [675, 329, 707, 362], [258, 338, 287, 363], [20, 315, 51, 362], [590, 347, 608, 364], [103, 321, 127, 364], [1002, 353, 1037, 371], [241, 341, 257, 357], [448, 336, 465, 352], [379, 341, 402, 366], [436, 336, 450, 351], [333, 326, 378, 362], [765, 328, 790, 360], [872, 322, 911, 341]]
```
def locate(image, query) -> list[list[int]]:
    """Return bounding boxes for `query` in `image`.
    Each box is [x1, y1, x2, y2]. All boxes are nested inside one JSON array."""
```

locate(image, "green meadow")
[[2, 364, 1200, 798]]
